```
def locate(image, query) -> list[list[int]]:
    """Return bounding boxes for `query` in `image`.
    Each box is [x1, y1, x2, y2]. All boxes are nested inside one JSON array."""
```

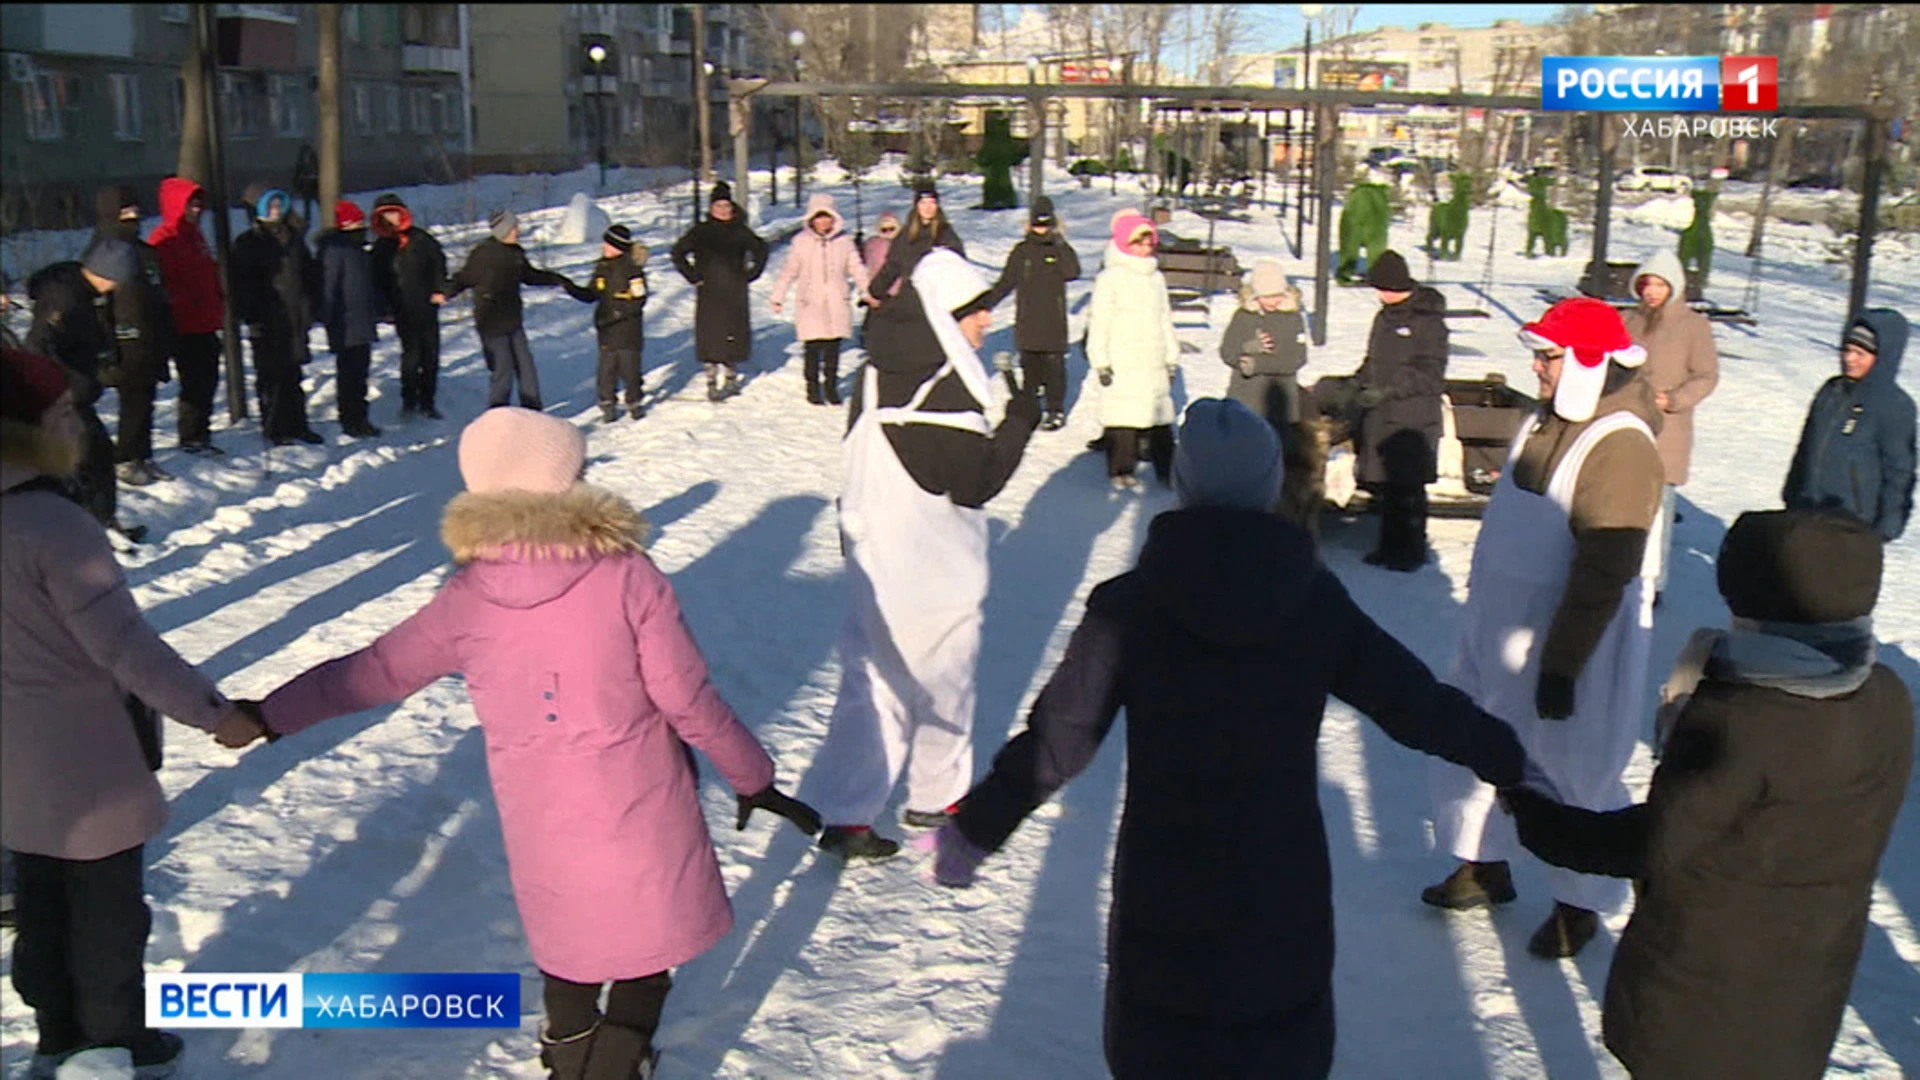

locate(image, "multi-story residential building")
[[1, 3, 468, 230]]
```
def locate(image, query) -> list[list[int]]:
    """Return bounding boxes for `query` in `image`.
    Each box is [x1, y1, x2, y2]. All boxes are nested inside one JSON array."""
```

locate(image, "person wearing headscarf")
[[801, 249, 1041, 860]]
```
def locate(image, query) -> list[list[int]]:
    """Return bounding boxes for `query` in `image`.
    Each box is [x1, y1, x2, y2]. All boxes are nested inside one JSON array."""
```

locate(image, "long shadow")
[[1851, 640, 1920, 1074]]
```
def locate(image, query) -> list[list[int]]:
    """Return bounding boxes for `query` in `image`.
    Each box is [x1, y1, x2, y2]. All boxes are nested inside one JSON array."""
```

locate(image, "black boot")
[[1527, 902, 1600, 958], [804, 352, 824, 404], [584, 1022, 660, 1080], [901, 804, 956, 829], [822, 358, 842, 405], [818, 826, 901, 860], [541, 1022, 598, 1080], [723, 365, 742, 398], [601, 403, 621, 424], [1420, 860, 1516, 910]]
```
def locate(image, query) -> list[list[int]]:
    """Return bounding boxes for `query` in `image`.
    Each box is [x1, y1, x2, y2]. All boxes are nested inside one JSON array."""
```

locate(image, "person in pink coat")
[[243, 407, 820, 1079], [772, 193, 871, 405]]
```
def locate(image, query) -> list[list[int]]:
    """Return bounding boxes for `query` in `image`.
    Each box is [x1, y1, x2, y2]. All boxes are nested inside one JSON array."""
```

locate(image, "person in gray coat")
[[1219, 260, 1309, 449]]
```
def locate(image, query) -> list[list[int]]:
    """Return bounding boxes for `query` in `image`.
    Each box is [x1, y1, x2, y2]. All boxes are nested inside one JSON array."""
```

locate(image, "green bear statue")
[[1337, 182, 1393, 284], [977, 111, 1028, 211], [1525, 173, 1569, 258], [1426, 172, 1473, 261]]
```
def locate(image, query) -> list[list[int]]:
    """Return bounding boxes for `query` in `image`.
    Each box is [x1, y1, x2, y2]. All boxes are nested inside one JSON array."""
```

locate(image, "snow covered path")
[[2, 162, 1916, 1078]]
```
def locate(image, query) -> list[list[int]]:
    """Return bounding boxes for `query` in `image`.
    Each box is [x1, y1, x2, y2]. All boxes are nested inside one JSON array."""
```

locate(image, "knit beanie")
[[457, 408, 587, 495], [912, 176, 940, 200], [711, 181, 734, 207], [1248, 259, 1289, 298], [1110, 210, 1155, 249], [1717, 509, 1881, 624], [83, 239, 138, 286], [1518, 297, 1649, 422], [1173, 398, 1284, 512], [489, 208, 518, 242], [1844, 319, 1879, 355], [603, 223, 634, 251], [1364, 249, 1416, 291], [1030, 195, 1057, 226], [372, 192, 407, 212], [1, 346, 73, 423], [335, 200, 366, 230]]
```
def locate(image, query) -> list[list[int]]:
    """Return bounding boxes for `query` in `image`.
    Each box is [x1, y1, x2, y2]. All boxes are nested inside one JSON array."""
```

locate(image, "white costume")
[[804, 251, 1002, 825]]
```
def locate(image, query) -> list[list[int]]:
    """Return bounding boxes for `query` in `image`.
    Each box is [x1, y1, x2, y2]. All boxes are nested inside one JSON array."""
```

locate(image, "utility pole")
[[317, 4, 342, 229], [178, 9, 211, 182], [694, 4, 712, 187], [191, 4, 245, 422]]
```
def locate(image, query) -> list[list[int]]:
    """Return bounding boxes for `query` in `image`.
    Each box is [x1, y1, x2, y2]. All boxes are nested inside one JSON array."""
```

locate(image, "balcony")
[[402, 44, 463, 73]]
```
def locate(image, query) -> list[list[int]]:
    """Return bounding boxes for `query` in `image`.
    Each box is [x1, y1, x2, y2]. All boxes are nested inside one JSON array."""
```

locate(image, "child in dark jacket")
[[314, 200, 381, 438], [1505, 508, 1911, 1080], [579, 224, 650, 423], [444, 209, 594, 412], [1219, 260, 1309, 449]]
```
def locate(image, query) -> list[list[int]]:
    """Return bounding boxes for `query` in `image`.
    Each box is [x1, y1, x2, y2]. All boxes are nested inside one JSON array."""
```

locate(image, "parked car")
[[1616, 166, 1693, 194], [1787, 170, 1843, 190]]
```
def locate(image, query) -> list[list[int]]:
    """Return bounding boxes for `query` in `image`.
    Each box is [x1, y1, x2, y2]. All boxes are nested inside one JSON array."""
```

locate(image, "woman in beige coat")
[[1622, 248, 1718, 598]]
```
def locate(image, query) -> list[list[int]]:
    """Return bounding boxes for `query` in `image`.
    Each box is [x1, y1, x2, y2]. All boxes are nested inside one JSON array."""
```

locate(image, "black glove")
[[1536, 671, 1576, 720], [1097, 368, 1114, 387], [1005, 387, 1042, 430], [735, 786, 822, 836], [1356, 386, 1386, 410]]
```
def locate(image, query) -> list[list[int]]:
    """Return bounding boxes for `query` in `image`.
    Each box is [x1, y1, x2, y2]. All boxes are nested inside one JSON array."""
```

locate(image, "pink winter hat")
[[457, 407, 587, 494], [1110, 210, 1156, 248]]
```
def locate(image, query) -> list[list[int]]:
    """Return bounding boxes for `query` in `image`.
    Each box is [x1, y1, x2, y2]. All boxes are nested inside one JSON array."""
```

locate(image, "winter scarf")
[[1709, 616, 1877, 700]]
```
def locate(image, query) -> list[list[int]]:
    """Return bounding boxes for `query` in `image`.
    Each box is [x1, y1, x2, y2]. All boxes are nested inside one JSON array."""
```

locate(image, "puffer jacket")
[[1355, 286, 1449, 486], [1783, 309, 1916, 541], [1087, 241, 1179, 430], [586, 245, 650, 352], [770, 194, 869, 342], [146, 177, 225, 336], [1621, 249, 1718, 485]]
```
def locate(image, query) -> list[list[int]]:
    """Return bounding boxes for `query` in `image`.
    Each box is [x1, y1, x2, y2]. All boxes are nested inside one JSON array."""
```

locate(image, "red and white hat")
[[1518, 297, 1647, 422]]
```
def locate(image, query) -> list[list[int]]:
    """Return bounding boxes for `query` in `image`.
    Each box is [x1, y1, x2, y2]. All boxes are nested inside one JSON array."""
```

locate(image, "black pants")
[[70, 401, 117, 527], [11, 845, 152, 1058], [482, 329, 541, 411], [1375, 483, 1430, 563], [1021, 350, 1067, 414], [396, 312, 441, 412], [1105, 981, 1334, 1080], [251, 329, 310, 440], [334, 343, 372, 427], [1106, 424, 1175, 482], [597, 346, 644, 407], [803, 339, 842, 399], [113, 374, 158, 465], [173, 332, 222, 447], [542, 970, 672, 1041]]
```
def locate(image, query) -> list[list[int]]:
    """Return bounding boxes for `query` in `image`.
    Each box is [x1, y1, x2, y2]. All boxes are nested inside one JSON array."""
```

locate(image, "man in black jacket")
[[84, 186, 177, 487], [230, 188, 323, 446], [315, 200, 381, 438], [446, 209, 592, 412], [1353, 250, 1448, 571], [671, 183, 768, 403], [582, 224, 649, 422], [971, 195, 1080, 430], [369, 193, 449, 420], [932, 398, 1532, 1079]]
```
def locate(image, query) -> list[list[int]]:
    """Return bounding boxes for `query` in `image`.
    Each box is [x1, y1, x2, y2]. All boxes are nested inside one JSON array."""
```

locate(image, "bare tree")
[[177, 5, 212, 183], [317, 3, 342, 229]]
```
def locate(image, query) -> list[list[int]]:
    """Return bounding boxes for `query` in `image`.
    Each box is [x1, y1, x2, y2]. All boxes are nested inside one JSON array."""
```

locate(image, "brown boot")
[[1420, 860, 1517, 910], [1527, 902, 1600, 958]]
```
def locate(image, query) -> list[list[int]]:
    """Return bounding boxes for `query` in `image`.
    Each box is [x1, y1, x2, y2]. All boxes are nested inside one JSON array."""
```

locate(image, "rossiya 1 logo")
[[1542, 56, 1778, 112]]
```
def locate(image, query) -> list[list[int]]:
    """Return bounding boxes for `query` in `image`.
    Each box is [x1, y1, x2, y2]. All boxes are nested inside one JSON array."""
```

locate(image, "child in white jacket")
[[1088, 211, 1179, 490]]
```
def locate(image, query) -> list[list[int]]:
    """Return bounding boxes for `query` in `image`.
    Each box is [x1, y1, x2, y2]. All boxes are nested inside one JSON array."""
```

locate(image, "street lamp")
[[587, 42, 609, 188], [1027, 56, 1043, 202], [790, 28, 807, 207], [1295, 5, 1321, 255]]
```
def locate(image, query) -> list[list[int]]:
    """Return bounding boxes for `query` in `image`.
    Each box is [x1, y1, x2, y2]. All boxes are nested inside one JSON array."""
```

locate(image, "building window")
[[346, 4, 362, 43], [166, 75, 184, 137], [409, 86, 432, 133], [22, 70, 64, 141], [162, 3, 191, 22], [437, 88, 461, 133], [269, 74, 305, 137], [219, 72, 258, 138], [384, 84, 401, 132], [108, 72, 144, 140], [352, 82, 373, 134]]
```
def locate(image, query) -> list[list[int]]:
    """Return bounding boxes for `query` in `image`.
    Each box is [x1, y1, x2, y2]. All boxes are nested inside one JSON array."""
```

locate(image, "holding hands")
[[735, 785, 822, 837], [213, 700, 274, 749]]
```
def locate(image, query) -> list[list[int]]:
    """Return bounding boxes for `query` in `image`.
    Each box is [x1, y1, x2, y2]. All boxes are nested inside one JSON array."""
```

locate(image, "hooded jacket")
[[974, 224, 1081, 353], [586, 243, 650, 352], [146, 177, 225, 336], [1621, 249, 1718, 485], [230, 190, 318, 340], [955, 508, 1525, 1033], [368, 195, 449, 320], [1087, 240, 1179, 430], [1783, 309, 1916, 540], [1219, 281, 1309, 426], [770, 194, 869, 342], [1354, 285, 1449, 486], [670, 210, 769, 364]]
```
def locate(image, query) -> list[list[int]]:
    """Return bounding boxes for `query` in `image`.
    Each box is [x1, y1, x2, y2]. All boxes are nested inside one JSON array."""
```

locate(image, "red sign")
[[1721, 56, 1778, 112], [1061, 61, 1113, 84]]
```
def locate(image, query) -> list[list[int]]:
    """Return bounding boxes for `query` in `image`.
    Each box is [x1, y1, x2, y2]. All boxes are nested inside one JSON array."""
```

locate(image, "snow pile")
[[555, 192, 612, 246]]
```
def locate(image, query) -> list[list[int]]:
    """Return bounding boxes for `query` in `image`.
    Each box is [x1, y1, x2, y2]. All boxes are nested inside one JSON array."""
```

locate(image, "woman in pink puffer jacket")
[[771, 193, 871, 405]]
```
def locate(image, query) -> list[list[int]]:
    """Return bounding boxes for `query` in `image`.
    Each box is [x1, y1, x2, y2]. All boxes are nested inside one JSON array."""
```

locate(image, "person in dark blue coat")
[[315, 200, 381, 438], [1783, 309, 1915, 540], [931, 398, 1538, 1080]]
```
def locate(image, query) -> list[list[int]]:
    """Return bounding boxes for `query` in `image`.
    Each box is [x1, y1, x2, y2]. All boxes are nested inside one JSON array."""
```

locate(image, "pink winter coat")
[[771, 193, 870, 342], [260, 486, 775, 982], [862, 233, 899, 297]]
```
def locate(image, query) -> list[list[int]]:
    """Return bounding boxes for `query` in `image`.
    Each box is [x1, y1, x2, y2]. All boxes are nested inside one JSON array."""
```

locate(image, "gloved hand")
[[932, 821, 988, 889], [1005, 387, 1042, 430], [735, 786, 822, 836], [1536, 671, 1576, 720], [229, 699, 282, 744], [1097, 368, 1114, 387], [1356, 386, 1386, 410], [1519, 757, 1563, 801]]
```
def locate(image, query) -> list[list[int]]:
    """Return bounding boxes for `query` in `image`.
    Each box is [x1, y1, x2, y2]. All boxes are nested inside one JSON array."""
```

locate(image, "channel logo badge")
[[147, 972, 521, 1029], [1542, 56, 1777, 112]]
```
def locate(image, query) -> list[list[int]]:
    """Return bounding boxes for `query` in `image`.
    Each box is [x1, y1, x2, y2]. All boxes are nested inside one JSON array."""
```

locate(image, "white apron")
[[1430, 409, 1661, 913], [803, 362, 992, 825]]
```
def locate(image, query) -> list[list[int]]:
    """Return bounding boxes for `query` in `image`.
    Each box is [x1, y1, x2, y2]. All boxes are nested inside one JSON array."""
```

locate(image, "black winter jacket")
[[1355, 285, 1449, 486], [586, 250, 649, 352], [671, 216, 768, 365], [369, 228, 448, 319], [847, 284, 1038, 509], [868, 219, 967, 303], [445, 237, 584, 339], [25, 262, 111, 404], [231, 220, 318, 353], [315, 229, 378, 352], [955, 509, 1526, 1028], [976, 230, 1081, 353], [1783, 309, 1916, 540], [1509, 643, 1911, 1080], [84, 218, 177, 383]]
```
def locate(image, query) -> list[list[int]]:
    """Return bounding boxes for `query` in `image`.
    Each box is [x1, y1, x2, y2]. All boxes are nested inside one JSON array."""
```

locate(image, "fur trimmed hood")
[[441, 485, 648, 565], [1239, 279, 1301, 314], [0, 416, 82, 489]]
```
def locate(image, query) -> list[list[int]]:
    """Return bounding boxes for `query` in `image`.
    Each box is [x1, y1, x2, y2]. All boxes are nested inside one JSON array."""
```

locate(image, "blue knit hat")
[[1173, 398, 1284, 511]]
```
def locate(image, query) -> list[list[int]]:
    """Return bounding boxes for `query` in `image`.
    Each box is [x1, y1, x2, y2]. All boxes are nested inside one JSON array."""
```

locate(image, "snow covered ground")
[[2, 157, 1916, 1079]]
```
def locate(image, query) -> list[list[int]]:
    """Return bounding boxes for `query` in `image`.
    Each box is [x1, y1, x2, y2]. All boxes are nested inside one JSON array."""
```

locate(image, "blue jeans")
[[481, 329, 542, 411]]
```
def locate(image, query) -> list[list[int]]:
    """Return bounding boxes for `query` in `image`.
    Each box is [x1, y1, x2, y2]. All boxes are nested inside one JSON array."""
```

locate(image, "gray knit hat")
[[489, 208, 519, 242], [1172, 398, 1284, 511]]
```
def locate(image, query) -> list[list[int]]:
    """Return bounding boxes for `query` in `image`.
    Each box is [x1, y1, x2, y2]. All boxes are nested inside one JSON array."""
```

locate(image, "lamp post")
[[1295, 4, 1320, 256], [790, 28, 806, 207], [587, 42, 609, 188], [1027, 56, 1044, 203]]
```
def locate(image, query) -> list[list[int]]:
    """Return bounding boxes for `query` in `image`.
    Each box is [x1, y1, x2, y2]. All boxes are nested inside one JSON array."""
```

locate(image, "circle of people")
[[2, 171, 1912, 1080]]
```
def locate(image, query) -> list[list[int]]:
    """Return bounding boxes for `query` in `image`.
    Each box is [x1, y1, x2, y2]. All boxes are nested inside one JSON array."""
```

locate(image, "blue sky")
[[1243, 4, 1572, 51]]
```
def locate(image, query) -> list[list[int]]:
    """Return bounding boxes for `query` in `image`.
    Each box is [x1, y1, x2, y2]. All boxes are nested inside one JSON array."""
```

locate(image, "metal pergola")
[[731, 79, 1891, 343]]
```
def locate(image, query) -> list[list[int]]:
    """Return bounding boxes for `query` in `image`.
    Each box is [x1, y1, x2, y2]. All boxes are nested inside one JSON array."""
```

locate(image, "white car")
[[1616, 166, 1693, 194]]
